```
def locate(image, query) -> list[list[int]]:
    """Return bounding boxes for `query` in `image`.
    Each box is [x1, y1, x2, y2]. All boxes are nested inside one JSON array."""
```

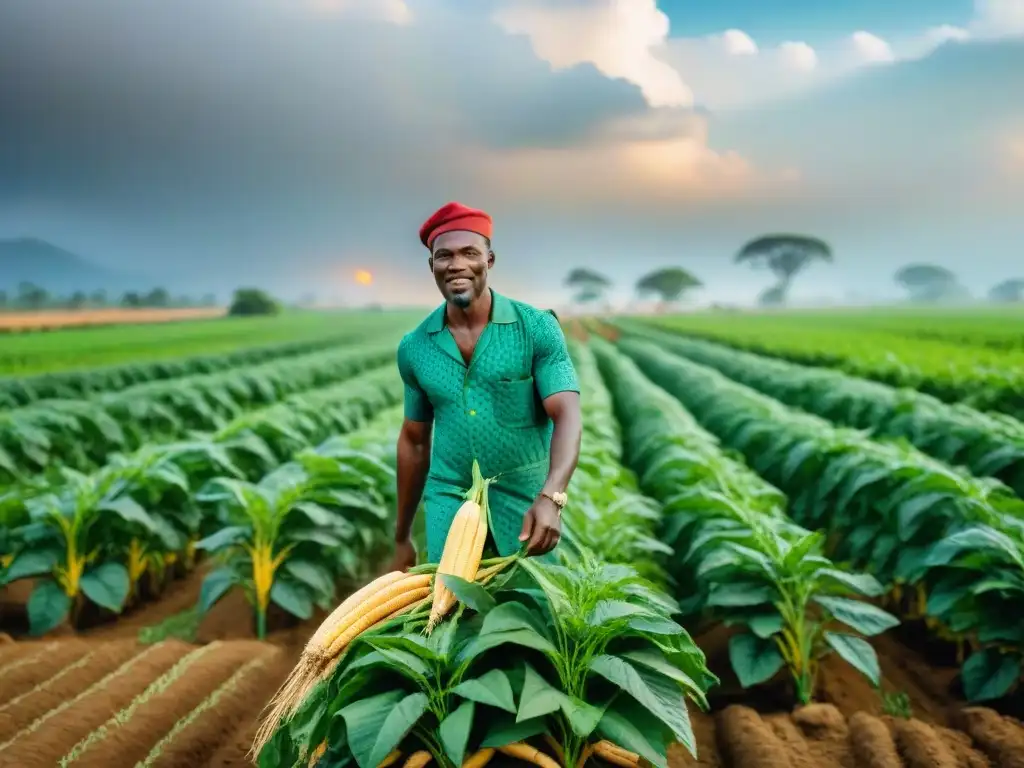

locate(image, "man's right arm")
[[394, 338, 433, 556]]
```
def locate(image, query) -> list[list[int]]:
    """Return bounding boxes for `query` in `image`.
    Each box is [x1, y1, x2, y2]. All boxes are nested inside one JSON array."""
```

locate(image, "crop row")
[[261, 341, 718, 768], [0, 363, 403, 637], [0, 318, 408, 407], [635, 316, 1024, 418], [592, 337, 899, 704], [616, 336, 1024, 702], [617, 324, 1024, 499], [0, 338, 401, 483]]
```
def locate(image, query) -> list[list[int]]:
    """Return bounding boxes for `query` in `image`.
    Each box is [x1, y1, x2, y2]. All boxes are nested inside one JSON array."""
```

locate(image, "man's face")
[[429, 230, 494, 309]]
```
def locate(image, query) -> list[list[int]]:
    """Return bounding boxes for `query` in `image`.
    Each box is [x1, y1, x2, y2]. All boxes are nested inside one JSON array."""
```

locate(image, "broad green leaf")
[[597, 705, 667, 768], [441, 574, 496, 614], [460, 627, 557, 662], [517, 662, 565, 722], [99, 495, 158, 533], [81, 562, 130, 612], [3, 548, 59, 582], [927, 527, 1024, 570], [339, 691, 405, 768], [626, 615, 684, 636], [589, 599, 645, 626], [285, 559, 335, 597], [351, 646, 431, 682], [199, 567, 236, 613], [746, 613, 785, 639], [195, 525, 249, 552], [271, 579, 313, 620], [364, 692, 428, 768], [728, 633, 785, 688], [589, 654, 694, 747], [814, 596, 900, 636], [706, 583, 775, 608], [620, 648, 707, 703], [960, 649, 1022, 702], [813, 568, 885, 598], [451, 669, 516, 713], [560, 695, 606, 738], [28, 578, 72, 636], [824, 632, 881, 686], [439, 700, 475, 767], [480, 715, 547, 748]]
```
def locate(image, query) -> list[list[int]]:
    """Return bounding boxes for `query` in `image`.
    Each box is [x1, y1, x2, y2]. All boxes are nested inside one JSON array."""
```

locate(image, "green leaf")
[[99, 495, 158, 533], [285, 559, 335, 597], [728, 633, 785, 688], [589, 654, 695, 749], [597, 706, 667, 768], [81, 562, 130, 612], [451, 669, 517, 713], [705, 583, 775, 608], [620, 648, 707, 704], [560, 696, 606, 738], [480, 715, 547, 748], [589, 599, 645, 626], [271, 579, 313, 620], [198, 567, 236, 614], [814, 596, 900, 636], [960, 649, 1022, 702], [195, 525, 249, 552], [824, 632, 881, 686], [439, 700, 475, 767], [339, 691, 405, 768], [28, 579, 71, 636], [517, 662, 565, 722], [441, 574, 497, 614], [460, 628, 557, 662], [368, 692, 429, 767], [3, 548, 59, 582], [746, 613, 785, 639], [357, 645, 431, 682], [813, 568, 885, 598]]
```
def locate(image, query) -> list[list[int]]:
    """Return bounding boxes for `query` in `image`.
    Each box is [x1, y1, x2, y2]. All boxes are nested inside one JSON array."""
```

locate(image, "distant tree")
[[144, 287, 170, 307], [757, 283, 787, 307], [174, 294, 193, 307], [89, 289, 107, 307], [17, 281, 48, 310], [564, 268, 612, 306], [635, 267, 702, 310], [228, 288, 280, 317], [735, 234, 832, 305], [67, 290, 88, 309], [121, 291, 143, 308], [988, 279, 1024, 303], [895, 264, 968, 302], [200, 293, 218, 307], [0, 291, 7, 309]]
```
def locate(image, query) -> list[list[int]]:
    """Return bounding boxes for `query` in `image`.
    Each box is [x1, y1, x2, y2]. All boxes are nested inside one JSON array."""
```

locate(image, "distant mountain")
[[0, 238, 146, 295]]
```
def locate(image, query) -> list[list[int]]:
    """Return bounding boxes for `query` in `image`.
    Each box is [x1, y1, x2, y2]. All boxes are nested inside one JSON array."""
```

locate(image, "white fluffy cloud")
[[307, 0, 412, 23], [493, 0, 692, 107], [849, 31, 896, 63], [719, 29, 758, 56], [970, 0, 1024, 37], [779, 41, 819, 71]]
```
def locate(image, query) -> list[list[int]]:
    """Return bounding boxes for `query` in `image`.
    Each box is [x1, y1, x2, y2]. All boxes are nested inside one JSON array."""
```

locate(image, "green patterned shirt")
[[397, 289, 579, 561]]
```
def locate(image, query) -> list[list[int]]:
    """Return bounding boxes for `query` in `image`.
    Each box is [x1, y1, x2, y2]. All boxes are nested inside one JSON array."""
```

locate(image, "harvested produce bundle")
[[428, 459, 492, 632]]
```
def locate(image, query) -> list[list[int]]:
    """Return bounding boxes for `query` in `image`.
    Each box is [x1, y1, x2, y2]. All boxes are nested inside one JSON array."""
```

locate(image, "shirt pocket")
[[490, 376, 542, 428]]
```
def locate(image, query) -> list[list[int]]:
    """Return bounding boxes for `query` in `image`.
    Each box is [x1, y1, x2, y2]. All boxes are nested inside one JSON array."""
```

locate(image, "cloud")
[[849, 31, 896, 64], [718, 29, 758, 56], [492, 0, 692, 107], [307, 0, 413, 23], [779, 42, 819, 72], [970, 0, 1024, 37]]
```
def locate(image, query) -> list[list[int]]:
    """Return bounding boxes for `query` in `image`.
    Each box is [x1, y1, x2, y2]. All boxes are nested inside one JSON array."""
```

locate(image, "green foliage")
[[229, 288, 280, 317], [735, 233, 832, 305], [895, 264, 968, 302], [635, 268, 701, 304]]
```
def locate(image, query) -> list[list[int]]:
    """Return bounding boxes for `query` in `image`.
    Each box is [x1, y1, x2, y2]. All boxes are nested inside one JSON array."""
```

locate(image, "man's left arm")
[[519, 311, 582, 556]]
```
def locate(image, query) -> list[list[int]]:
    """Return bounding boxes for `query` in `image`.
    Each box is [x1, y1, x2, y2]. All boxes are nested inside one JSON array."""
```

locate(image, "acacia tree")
[[895, 264, 968, 302], [988, 279, 1024, 303], [635, 267, 702, 311], [564, 268, 612, 307], [735, 234, 832, 305]]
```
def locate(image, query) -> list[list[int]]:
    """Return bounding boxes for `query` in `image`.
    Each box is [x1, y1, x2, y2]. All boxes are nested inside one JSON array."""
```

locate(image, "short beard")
[[450, 291, 473, 309]]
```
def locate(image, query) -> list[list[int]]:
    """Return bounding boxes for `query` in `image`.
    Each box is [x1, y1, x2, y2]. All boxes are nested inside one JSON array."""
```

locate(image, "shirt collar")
[[426, 289, 516, 334]]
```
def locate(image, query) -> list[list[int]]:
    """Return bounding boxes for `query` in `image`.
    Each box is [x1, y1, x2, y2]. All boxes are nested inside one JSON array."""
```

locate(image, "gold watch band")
[[541, 491, 568, 510]]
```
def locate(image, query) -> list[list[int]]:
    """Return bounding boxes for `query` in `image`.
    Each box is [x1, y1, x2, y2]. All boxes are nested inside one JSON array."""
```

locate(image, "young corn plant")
[[594, 337, 899, 703]]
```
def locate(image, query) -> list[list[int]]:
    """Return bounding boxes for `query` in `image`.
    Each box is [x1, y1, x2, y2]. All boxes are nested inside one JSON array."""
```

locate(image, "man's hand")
[[387, 539, 418, 573], [519, 495, 561, 556]]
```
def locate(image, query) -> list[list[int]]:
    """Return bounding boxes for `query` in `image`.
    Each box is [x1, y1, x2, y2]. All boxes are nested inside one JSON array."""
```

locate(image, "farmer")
[[388, 201, 582, 571]]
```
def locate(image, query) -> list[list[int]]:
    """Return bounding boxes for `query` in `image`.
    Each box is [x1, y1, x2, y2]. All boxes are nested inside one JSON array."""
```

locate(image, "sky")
[[0, 0, 1022, 308]]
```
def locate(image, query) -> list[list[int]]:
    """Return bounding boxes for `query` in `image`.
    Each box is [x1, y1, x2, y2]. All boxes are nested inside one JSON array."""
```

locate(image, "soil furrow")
[[0, 641, 91, 705], [957, 708, 1024, 768], [0, 640, 190, 768], [847, 712, 903, 768], [789, 705, 850, 767], [890, 717, 960, 768], [66, 641, 268, 766], [716, 706, 794, 768], [141, 649, 287, 768]]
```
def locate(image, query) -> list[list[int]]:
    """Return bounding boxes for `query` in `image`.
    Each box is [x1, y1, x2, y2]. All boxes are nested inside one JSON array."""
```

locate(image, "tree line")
[[566, 234, 1024, 307], [0, 282, 218, 311]]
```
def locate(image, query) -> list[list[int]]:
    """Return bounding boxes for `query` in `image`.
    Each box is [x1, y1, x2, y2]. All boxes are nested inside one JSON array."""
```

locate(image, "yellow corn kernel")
[[326, 582, 432, 658], [378, 750, 402, 768], [402, 751, 433, 768], [428, 499, 486, 631], [305, 571, 407, 654], [463, 748, 495, 768]]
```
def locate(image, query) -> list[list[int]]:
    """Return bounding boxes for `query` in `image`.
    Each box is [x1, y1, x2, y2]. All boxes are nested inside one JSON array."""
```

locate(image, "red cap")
[[419, 202, 493, 250]]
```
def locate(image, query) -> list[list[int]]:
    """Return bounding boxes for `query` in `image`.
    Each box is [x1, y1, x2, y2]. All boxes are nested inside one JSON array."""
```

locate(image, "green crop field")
[[0, 306, 1022, 768]]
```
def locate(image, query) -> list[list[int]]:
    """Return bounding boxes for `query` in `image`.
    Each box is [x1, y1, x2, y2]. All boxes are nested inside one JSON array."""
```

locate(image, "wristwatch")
[[541, 491, 568, 513]]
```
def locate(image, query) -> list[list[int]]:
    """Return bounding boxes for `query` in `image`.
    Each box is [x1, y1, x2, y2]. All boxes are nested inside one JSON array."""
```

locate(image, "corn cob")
[[428, 460, 490, 632], [498, 742, 561, 768], [252, 572, 432, 759], [592, 741, 640, 767], [402, 751, 433, 768], [379, 750, 403, 768], [463, 748, 496, 768]]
